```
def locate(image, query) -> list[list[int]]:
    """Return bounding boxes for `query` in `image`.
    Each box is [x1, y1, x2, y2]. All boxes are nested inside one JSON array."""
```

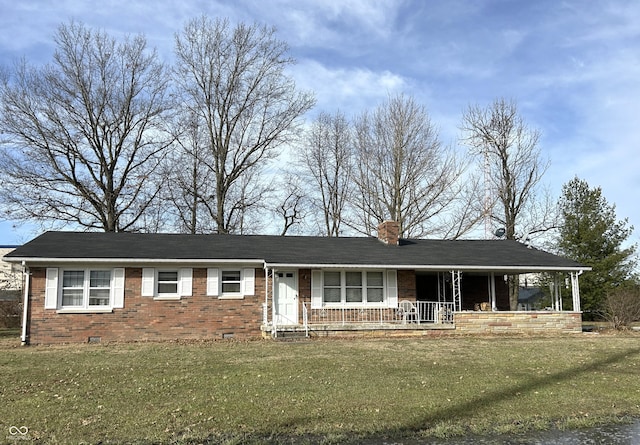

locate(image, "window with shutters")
[[157, 270, 179, 296], [141, 268, 192, 300], [207, 267, 255, 299], [221, 270, 241, 294], [320, 270, 387, 305]]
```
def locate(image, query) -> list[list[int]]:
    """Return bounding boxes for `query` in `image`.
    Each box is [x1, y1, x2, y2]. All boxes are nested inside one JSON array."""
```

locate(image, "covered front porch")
[[260, 267, 585, 338]]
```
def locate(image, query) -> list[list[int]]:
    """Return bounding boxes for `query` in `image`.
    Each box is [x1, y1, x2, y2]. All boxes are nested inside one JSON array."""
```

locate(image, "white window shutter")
[[243, 268, 255, 296], [207, 268, 219, 296], [141, 268, 155, 297], [112, 268, 125, 308], [179, 268, 193, 296], [386, 270, 398, 308], [44, 268, 59, 309], [311, 270, 323, 309]]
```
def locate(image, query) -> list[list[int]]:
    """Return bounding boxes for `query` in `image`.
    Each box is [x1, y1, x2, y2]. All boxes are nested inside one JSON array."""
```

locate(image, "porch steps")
[[263, 324, 310, 341], [273, 330, 309, 341]]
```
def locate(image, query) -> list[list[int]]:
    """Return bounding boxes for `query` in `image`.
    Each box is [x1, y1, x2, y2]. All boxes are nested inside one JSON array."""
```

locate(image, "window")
[[61, 269, 112, 308], [157, 271, 178, 295], [141, 268, 192, 299], [45, 268, 124, 311], [89, 271, 111, 306], [321, 270, 385, 305], [207, 268, 255, 298], [366, 272, 384, 303], [345, 272, 362, 303], [323, 271, 341, 303], [62, 271, 84, 306], [221, 270, 241, 294]]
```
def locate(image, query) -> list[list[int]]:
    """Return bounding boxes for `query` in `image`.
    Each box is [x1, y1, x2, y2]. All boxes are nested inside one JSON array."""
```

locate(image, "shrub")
[[0, 299, 22, 328], [603, 285, 640, 329]]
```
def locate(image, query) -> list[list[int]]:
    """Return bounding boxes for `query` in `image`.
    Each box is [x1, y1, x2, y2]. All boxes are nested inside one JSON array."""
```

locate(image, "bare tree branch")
[[461, 98, 553, 309], [351, 94, 465, 238], [172, 16, 315, 234], [298, 111, 353, 237], [0, 21, 173, 232]]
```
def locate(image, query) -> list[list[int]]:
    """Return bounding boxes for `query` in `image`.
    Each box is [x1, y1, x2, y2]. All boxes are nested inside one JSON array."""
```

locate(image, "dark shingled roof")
[[5, 231, 588, 272]]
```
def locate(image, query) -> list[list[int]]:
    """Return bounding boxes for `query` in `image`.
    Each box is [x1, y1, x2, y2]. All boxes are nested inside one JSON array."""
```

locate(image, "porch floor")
[[261, 322, 456, 339]]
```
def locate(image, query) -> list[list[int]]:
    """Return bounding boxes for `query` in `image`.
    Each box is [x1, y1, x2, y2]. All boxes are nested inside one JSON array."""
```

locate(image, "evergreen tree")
[[557, 177, 636, 316]]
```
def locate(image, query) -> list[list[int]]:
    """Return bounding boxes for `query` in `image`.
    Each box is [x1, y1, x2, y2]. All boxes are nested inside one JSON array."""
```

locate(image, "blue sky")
[[0, 0, 639, 245]]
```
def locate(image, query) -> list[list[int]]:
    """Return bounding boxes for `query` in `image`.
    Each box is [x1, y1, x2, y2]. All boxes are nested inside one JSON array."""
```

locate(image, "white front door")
[[275, 271, 298, 325]]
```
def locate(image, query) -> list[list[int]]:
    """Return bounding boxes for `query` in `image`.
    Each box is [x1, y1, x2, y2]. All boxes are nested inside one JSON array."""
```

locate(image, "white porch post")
[[271, 269, 276, 322], [435, 272, 444, 322], [489, 272, 497, 311], [571, 271, 582, 312], [557, 274, 563, 311], [451, 270, 462, 312], [550, 274, 561, 311], [271, 268, 278, 338], [263, 266, 269, 325]]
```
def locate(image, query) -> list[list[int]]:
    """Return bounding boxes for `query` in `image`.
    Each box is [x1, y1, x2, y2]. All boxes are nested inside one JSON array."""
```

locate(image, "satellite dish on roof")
[[494, 228, 506, 238]]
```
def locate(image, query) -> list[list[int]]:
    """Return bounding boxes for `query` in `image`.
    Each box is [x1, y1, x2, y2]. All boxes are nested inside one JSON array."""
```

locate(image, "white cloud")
[[291, 59, 407, 114]]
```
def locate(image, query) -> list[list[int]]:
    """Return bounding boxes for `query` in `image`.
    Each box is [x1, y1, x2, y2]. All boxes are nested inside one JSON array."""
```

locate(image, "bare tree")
[[173, 16, 315, 234], [352, 94, 465, 238], [298, 111, 353, 236], [0, 21, 172, 232], [461, 98, 552, 309], [163, 115, 217, 234], [274, 173, 308, 236], [438, 172, 485, 240]]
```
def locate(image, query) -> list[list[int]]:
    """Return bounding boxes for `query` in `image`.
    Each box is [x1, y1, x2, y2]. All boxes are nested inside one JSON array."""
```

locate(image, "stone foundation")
[[454, 311, 582, 334]]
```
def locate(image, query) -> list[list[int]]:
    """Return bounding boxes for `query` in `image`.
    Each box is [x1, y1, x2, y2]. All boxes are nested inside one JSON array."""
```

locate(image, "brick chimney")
[[377, 220, 400, 245]]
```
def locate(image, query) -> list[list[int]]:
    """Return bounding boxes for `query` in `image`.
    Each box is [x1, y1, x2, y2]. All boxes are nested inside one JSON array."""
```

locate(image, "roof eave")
[[264, 262, 591, 272], [7, 257, 591, 273], [6, 257, 266, 266]]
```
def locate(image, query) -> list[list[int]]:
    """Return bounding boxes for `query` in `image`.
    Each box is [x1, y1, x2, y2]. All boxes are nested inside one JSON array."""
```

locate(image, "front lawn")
[[1, 333, 639, 443]]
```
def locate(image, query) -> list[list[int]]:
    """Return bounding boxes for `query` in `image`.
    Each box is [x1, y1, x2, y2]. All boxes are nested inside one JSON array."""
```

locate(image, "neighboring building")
[[0, 246, 22, 301], [1, 246, 22, 329], [4, 222, 590, 345], [518, 287, 545, 311]]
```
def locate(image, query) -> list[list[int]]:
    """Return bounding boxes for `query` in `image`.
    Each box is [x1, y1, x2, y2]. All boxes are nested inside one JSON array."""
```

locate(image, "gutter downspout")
[[573, 270, 584, 313], [20, 261, 29, 346]]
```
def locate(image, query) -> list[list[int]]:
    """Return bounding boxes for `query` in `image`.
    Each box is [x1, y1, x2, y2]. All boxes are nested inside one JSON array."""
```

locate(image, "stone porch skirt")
[[262, 311, 583, 338]]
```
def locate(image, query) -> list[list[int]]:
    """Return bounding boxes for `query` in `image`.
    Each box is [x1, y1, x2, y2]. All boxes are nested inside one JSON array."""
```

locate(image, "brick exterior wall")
[[297, 269, 311, 319], [398, 270, 417, 301], [26, 267, 265, 344], [25, 266, 582, 343], [455, 311, 582, 334]]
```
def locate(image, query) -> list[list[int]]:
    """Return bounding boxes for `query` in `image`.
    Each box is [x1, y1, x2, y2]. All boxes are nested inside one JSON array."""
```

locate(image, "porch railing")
[[303, 301, 455, 326], [302, 301, 309, 337]]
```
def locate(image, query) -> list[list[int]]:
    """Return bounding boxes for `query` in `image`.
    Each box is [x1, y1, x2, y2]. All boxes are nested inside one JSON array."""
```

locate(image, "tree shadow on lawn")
[[392, 345, 640, 439], [173, 345, 640, 445]]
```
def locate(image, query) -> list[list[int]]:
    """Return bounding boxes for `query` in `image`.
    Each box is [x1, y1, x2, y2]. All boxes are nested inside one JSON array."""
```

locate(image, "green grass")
[[1, 333, 639, 443]]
